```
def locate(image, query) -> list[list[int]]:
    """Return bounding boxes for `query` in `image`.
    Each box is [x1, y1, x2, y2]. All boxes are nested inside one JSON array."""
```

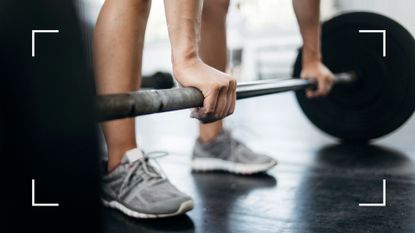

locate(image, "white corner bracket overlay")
[[359, 179, 387, 207], [358, 30, 386, 57], [31, 30, 60, 57], [32, 179, 60, 207]]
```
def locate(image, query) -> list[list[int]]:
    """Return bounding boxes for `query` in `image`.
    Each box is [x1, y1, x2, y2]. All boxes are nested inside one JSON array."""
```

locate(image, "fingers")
[[215, 84, 229, 118], [227, 79, 237, 116], [202, 87, 220, 116], [304, 74, 335, 98], [194, 80, 229, 120], [191, 77, 237, 122], [176, 62, 237, 122], [214, 77, 237, 118]]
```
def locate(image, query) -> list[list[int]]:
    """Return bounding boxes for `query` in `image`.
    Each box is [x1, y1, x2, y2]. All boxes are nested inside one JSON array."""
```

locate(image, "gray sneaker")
[[102, 148, 194, 218], [192, 130, 277, 174]]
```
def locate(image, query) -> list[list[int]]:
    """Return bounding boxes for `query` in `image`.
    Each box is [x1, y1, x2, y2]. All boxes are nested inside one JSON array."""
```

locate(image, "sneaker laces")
[[144, 151, 169, 178], [120, 151, 169, 193]]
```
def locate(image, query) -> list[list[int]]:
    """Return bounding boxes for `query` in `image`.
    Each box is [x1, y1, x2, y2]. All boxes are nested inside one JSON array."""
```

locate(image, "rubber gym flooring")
[[102, 93, 415, 233]]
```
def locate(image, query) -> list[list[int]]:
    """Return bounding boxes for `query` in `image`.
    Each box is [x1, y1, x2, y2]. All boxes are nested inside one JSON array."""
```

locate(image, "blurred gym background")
[[76, 0, 415, 81]]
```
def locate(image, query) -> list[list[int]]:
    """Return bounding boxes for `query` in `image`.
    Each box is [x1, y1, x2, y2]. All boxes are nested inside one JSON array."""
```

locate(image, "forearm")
[[164, 0, 203, 68], [293, 0, 321, 63]]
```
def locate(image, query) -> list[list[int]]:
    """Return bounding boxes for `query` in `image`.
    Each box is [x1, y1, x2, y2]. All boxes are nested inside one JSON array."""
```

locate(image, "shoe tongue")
[[124, 148, 144, 163], [124, 149, 164, 181]]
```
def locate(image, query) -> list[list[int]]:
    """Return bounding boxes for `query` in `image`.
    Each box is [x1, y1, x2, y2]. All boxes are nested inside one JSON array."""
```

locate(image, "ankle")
[[107, 145, 138, 171], [199, 121, 224, 143], [107, 161, 120, 173], [199, 129, 224, 144]]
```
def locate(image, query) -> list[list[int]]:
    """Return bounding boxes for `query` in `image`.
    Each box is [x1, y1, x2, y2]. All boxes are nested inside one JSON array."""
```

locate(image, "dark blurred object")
[[142, 71, 175, 89], [0, 0, 100, 232]]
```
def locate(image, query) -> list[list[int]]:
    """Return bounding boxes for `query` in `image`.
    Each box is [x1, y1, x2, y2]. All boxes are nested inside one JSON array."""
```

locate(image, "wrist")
[[172, 50, 200, 69], [172, 55, 203, 83], [172, 45, 199, 65], [302, 48, 322, 65]]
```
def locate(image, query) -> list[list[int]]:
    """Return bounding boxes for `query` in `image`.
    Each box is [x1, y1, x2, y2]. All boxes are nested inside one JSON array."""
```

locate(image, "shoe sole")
[[102, 199, 194, 219], [191, 158, 277, 175]]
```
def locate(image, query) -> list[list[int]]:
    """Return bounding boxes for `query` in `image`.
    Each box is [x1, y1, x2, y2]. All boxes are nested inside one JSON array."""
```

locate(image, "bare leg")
[[93, 0, 151, 171], [198, 0, 230, 143]]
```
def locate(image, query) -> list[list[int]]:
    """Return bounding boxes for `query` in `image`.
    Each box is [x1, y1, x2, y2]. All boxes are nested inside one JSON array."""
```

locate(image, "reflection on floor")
[[102, 93, 415, 233]]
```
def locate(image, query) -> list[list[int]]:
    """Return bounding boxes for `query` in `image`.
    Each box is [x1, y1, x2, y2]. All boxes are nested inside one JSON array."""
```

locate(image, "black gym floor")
[[101, 93, 415, 233]]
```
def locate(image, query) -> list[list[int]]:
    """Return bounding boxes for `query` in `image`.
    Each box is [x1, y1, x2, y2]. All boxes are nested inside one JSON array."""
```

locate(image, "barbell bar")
[[96, 72, 355, 122]]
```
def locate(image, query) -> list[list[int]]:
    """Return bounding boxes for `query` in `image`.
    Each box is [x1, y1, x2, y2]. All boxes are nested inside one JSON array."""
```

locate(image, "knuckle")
[[222, 80, 230, 88], [230, 79, 237, 88], [204, 104, 214, 112], [212, 83, 222, 90], [217, 82, 227, 89]]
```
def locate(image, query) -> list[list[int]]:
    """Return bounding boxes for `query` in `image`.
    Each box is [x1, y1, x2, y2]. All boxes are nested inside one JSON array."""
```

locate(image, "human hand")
[[173, 59, 237, 122], [301, 60, 335, 98]]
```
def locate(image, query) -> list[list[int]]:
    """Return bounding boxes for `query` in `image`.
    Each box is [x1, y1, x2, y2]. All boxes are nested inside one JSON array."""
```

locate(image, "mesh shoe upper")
[[102, 149, 192, 215], [193, 130, 276, 164]]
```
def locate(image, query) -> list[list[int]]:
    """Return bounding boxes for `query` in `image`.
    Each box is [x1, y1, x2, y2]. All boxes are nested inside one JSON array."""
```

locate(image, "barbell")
[[96, 72, 354, 120], [96, 12, 415, 142]]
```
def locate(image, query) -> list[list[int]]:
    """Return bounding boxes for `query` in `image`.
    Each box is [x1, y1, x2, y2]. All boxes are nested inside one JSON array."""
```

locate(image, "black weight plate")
[[293, 12, 415, 142]]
